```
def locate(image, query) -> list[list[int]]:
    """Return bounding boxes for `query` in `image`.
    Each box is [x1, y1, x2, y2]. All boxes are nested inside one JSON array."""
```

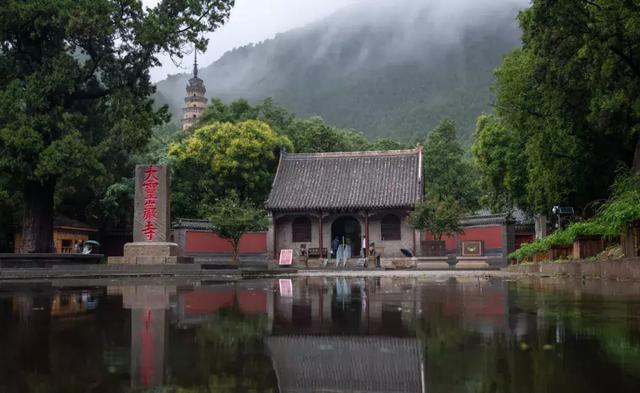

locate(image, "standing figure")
[[331, 236, 340, 264], [344, 238, 352, 267]]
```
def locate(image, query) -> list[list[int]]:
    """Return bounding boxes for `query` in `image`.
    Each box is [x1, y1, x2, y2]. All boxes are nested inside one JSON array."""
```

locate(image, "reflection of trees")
[[416, 316, 491, 392], [521, 283, 640, 371], [0, 292, 127, 393], [164, 307, 277, 393], [414, 282, 640, 393]]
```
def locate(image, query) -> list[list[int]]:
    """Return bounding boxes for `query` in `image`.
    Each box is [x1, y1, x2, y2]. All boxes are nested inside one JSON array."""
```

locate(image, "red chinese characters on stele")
[[142, 165, 159, 241]]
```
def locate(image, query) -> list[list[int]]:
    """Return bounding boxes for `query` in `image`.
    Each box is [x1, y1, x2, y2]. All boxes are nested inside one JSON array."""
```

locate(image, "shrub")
[[596, 172, 640, 234], [510, 173, 639, 262]]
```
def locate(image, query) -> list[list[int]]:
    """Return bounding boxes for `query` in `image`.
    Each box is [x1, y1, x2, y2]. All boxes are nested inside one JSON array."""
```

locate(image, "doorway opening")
[[331, 216, 362, 257]]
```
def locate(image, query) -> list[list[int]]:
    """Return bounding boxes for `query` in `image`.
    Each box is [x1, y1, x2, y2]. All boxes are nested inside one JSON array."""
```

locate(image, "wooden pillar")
[[365, 211, 370, 257], [319, 212, 324, 259], [273, 214, 278, 260], [412, 228, 417, 257]]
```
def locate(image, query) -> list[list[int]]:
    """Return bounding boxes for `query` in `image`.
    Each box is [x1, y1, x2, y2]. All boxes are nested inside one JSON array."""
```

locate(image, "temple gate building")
[[181, 52, 208, 130], [265, 147, 423, 260]]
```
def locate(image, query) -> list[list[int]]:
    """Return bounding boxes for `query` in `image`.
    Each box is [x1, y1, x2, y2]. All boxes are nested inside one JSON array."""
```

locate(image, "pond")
[[1, 276, 640, 392]]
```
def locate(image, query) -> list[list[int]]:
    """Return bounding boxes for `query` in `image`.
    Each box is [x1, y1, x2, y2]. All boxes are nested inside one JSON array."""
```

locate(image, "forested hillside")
[[155, 0, 524, 144]]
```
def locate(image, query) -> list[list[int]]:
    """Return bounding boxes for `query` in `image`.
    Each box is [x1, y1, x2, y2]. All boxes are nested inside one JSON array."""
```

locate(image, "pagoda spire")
[[193, 49, 198, 78]]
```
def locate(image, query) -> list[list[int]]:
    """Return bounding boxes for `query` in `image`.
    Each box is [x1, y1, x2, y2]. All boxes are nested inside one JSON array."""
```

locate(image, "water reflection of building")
[[273, 277, 421, 336], [267, 336, 424, 393], [175, 283, 273, 328], [50, 291, 99, 318], [1, 277, 516, 393], [270, 277, 426, 392]]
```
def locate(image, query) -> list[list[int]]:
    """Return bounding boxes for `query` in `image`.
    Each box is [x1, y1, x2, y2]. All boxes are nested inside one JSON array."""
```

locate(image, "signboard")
[[461, 240, 483, 257], [279, 249, 293, 265], [133, 164, 170, 242], [279, 279, 293, 297]]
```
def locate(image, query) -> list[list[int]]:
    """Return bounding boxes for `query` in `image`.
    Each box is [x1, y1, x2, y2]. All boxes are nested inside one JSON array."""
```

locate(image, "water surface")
[[1, 276, 639, 392]]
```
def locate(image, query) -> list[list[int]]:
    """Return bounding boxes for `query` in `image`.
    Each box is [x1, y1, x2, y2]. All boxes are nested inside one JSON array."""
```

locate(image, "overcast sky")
[[147, 0, 364, 81]]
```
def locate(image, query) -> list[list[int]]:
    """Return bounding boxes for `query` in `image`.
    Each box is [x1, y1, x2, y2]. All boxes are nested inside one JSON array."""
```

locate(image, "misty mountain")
[[155, 0, 525, 144]]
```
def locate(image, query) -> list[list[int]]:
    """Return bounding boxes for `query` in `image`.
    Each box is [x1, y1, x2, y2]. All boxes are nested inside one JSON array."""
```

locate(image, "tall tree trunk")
[[633, 133, 640, 175], [21, 178, 55, 253]]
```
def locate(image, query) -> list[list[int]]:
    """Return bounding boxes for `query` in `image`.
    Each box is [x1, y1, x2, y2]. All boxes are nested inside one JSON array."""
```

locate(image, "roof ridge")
[[283, 147, 420, 160]]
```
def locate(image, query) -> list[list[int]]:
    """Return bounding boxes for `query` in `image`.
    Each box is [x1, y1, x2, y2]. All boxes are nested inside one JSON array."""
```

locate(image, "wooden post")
[[365, 211, 370, 257], [273, 214, 278, 260], [319, 212, 324, 259], [412, 228, 416, 256]]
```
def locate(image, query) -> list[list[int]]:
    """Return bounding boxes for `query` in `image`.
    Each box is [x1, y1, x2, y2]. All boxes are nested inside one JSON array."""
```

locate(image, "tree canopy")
[[192, 97, 379, 153], [202, 195, 269, 263], [0, 0, 235, 252], [474, 0, 640, 217], [409, 196, 464, 241], [169, 120, 291, 217], [422, 119, 479, 211]]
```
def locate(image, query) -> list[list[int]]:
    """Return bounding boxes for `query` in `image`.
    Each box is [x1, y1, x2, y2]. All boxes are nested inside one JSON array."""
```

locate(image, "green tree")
[[0, 0, 235, 252], [168, 120, 292, 217], [284, 116, 370, 153], [194, 97, 387, 153], [97, 177, 134, 230], [422, 119, 479, 210], [409, 196, 464, 240], [472, 114, 527, 212], [480, 1, 640, 217], [202, 195, 269, 263], [194, 97, 296, 135], [195, 98, 260, 126]]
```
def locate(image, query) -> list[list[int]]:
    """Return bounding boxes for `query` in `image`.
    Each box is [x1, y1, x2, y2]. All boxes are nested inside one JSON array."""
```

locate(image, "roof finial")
[[193, 48, 198, 78]]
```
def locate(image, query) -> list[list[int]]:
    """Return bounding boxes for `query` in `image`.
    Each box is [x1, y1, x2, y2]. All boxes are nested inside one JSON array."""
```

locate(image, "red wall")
[[181, 290, 268, 316], [424, 225, 504, 251], [185, 231, 267, 253], [515, 233, 535, 250], [182, 291, 235, 316], [238, 291, 268, 314]]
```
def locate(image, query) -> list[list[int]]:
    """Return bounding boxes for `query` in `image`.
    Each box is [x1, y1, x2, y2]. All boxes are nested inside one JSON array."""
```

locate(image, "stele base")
[[108, 242, 193, 265], [455, 256, 490, 269], [415, 256, 450, 270]]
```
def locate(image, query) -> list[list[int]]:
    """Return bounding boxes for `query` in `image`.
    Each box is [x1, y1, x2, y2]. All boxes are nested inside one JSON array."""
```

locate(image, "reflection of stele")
[[110, 285, 175, 389]]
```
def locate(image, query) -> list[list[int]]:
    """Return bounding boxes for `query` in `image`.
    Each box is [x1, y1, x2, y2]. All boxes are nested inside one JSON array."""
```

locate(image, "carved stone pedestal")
[[108, 242, 193, 265], [415, 257, 450, 270], [454, 256, 490, 269]]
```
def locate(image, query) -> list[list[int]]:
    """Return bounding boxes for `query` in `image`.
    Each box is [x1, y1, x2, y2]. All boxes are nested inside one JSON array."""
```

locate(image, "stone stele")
[[108, 164, 192, 265]]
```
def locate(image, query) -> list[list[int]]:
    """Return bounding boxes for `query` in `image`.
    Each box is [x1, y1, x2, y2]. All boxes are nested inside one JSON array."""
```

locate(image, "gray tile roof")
[[266, 148, 423, 211], [462, 208, 533, 226], [53, 215, 97, 231], [172, 218, 213, 230]]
